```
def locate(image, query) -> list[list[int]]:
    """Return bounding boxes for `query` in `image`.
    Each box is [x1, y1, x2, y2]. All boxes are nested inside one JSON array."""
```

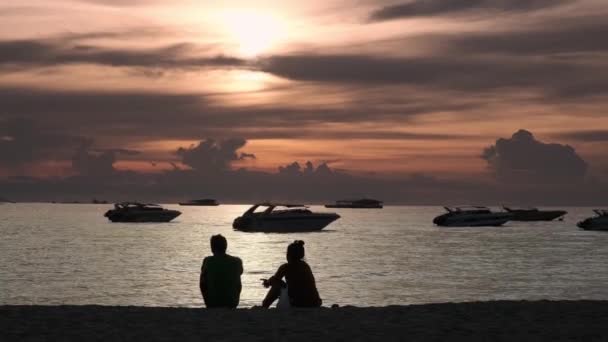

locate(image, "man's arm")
[[200, 258, 209, 306]]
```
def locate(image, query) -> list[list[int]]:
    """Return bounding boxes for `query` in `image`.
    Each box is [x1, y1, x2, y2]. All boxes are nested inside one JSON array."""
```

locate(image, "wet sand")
[[1, 301, 606, 341]]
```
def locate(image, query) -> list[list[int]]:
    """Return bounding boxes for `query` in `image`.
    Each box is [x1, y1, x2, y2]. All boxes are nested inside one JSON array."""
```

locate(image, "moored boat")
[[233, 203, 340, 232], [324, 198, 383, 209], [104, 202, 181, 223], [577, 210, 608, 231], [503, 207, 567, 221], [433, 206, 512, 227]]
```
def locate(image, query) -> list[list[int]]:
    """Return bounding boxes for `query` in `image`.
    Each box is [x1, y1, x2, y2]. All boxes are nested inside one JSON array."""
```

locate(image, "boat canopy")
[[593, 209, 608, 216], [115, 202, 161, 209], [444, 206, 491, 213], [503, 206, 538, 211], [254, 202, 308, 208]]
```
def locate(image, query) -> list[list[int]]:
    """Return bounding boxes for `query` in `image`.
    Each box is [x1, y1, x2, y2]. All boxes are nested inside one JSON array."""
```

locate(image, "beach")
[[2, 300, 607, 341]]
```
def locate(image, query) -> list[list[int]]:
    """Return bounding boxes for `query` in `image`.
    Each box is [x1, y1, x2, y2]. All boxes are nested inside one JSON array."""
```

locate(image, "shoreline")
[[2, 300, 607, 341]]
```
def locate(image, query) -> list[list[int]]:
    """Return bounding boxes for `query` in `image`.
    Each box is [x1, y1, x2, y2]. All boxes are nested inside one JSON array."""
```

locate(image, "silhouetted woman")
[[262, 240, 322, 308]]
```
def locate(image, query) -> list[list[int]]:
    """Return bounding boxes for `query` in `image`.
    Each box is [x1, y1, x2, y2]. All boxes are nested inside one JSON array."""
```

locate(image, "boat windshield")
[[246, 203, 309, 215], [115, 202, 162, 210], [445, 206, 491, 214]]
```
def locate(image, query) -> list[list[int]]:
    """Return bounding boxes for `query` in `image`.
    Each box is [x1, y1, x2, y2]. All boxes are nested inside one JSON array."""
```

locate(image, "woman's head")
[[286, 240, 305, 262]]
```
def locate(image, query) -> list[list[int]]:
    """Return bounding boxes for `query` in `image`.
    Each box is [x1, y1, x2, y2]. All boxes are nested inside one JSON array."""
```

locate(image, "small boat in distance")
[[178, 199, 220, 206], [104, 202, 181, 223], [233, 203, 340, 232], [324, 198, 383, 209], [433, 206, 512, 227], [577, 210, 608, 231], [503, 207, 567, 221]]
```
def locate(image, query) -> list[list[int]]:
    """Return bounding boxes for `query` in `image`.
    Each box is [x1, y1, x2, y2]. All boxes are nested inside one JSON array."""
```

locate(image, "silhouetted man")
[[200, 234, 243, 308]]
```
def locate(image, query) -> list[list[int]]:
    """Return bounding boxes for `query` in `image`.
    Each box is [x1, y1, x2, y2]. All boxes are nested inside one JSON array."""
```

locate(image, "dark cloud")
[[0, 117, 85, 167], [553, 130, 608, 143], [369, 0, 572, 21], [71, 139, 141, 177], [176, 138, 254, 172], [0, 38, 246, 70], [481, 129, 588, 184], [422, 17, 608, 56], [278, 161, 336, 177], [71, 141, 117, 177], [260, 54, 606, 98], [0, 86, 477, 144]]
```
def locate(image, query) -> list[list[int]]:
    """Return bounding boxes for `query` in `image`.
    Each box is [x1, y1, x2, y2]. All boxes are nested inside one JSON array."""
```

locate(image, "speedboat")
[[503, 207, 567, 221], [178, 199, 220, 206], [433, 206, 512, 227], [324, 198, 383, 209], [577, 210, 608, 231], [233, 203, 340, 232], [104, 202, 181, 223]]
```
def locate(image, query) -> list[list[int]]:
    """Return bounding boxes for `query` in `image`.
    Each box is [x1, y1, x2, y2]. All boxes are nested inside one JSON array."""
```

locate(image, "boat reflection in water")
[[104, 202, 181, 223], [577, 210, 608, 231], [433, 206, 512, 227], [503, 207, 567, 221], [233, 203, 340, 232]]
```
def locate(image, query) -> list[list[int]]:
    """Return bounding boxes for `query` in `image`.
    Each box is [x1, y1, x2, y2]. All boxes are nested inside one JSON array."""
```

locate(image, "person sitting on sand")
[[200, 234, 243, 308], [262, 240, 322, 308]]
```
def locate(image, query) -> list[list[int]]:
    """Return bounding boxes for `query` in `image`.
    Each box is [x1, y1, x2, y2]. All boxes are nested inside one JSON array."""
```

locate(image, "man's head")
[[210, 234, 228, 255]]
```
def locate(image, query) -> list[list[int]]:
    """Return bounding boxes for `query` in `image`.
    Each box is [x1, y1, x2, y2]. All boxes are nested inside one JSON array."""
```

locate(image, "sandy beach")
[[2, 300, 607, 341]]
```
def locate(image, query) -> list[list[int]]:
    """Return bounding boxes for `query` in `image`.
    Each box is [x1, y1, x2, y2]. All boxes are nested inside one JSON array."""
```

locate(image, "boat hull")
[[577, 218, 608, 231], [104, 210, 181, 223], [433, 213, 512, 227], [233, 214, 340, 232], [506, 210, 567, 221]]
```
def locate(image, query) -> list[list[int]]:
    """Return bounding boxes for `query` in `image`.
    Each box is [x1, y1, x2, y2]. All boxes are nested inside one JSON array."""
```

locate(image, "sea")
[[1, 204, 607, 308]]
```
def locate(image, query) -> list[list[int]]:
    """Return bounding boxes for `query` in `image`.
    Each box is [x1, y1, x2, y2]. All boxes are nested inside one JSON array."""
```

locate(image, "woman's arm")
[[267, 263, 287, 286]]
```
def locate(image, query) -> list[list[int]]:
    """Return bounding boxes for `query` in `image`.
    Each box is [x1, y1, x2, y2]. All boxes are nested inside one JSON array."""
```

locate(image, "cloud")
[[0, 86, 480, 145], [481, 129, 588, 183], [278, 161, 336, 177], [553, 130, 608, 143], [0, 38, 247, 70], [0, 117, 85, 167], [259, 53, 606, 99], [175, 138, 254, 172], [420, 16, 608, 56], [369, 0, 572, 21], [71, 141, 117, 177]]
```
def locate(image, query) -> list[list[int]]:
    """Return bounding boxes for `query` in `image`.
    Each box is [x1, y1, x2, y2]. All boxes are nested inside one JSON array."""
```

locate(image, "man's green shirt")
[[201, 254, 243, 308]]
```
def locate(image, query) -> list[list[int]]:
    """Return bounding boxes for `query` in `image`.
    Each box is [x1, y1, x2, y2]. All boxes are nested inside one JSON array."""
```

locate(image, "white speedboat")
[[433, 206, 512, 227], [104, 202, 181, 223], [577, 210, 608, 231], [233, 203, 340, 232]]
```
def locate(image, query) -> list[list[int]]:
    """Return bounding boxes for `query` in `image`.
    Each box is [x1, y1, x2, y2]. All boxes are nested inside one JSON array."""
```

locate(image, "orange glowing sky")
[[1, 0, 607, 183]]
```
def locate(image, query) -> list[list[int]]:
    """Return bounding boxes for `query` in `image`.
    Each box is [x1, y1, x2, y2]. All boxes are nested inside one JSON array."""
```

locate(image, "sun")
[[216, 10, 285, 57]]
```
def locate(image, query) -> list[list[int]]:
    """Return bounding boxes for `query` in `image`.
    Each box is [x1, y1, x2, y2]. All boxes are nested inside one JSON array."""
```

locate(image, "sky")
[[0, 0, 607, 204]]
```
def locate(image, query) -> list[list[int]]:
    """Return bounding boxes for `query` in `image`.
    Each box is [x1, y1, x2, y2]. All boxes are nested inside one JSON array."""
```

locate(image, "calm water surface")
[[1, 204, 607, 307]]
